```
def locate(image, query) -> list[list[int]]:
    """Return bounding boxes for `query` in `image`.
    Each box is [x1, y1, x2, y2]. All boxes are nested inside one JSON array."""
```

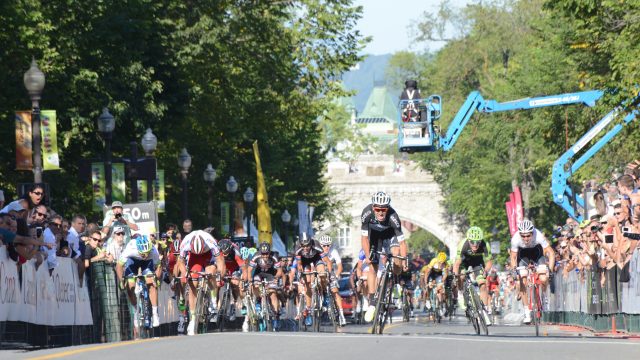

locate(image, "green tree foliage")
[[406, 228, 447, 255], [0, 0, 366, 227], [387, 0, 640, 256]]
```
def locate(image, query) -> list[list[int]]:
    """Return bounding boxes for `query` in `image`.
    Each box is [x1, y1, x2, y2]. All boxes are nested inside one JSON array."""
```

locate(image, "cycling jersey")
[[456, 239, 490, 269], [249, 251, 281, 276], [118, 241, 161, 278], [224, 245, 244, 275], [294, 240, 328, 269], [510, 229, 549, 265], [179, 230, 221, 258], [360, 204, 404, 263]]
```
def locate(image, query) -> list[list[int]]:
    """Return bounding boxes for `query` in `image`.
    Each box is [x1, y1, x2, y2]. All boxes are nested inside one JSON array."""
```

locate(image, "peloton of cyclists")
[[319, 234, 347, 326]]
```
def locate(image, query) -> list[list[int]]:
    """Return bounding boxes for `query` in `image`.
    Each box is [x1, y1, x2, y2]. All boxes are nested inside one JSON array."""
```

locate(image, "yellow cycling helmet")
[[437, 251, 447, 263]]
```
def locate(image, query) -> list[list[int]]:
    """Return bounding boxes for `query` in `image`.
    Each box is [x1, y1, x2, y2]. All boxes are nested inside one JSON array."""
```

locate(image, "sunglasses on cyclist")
[[520, 233, 533, 238], [469, 240, 482, 245], [373, 207, 388, 213]]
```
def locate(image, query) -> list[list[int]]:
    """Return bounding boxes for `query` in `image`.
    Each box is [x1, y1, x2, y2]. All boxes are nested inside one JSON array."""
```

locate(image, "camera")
[[590, 225, 603, 232], [36, 226, 43, 238], [115, 213, 123, 219], [622, 226, 640, 240], [605, 234, 614, 244]]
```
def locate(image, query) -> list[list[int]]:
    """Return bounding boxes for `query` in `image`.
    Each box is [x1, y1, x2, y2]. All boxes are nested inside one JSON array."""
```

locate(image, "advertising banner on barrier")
[[0, 247, 23, 321], [587, 265, 601, 314], [73, 263, 93, 325], [621, 251, 640, 314], [21, 259, 38, 324]]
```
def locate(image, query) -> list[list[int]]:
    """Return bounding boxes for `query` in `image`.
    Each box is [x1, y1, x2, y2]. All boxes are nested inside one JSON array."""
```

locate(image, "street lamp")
[[244, 187, 255, 245], [140, 128, 158, 201], [226, 176, 238, 236], [177, 148, 192, 220], [203, 164, 217, 226], [281, 210, 291, 251], [97, 108, 115, 204], [23, 59, 46, 184]]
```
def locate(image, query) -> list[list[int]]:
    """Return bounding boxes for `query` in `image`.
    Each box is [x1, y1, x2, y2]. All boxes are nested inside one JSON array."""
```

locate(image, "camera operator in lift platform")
[[102, 201, 139, 243]]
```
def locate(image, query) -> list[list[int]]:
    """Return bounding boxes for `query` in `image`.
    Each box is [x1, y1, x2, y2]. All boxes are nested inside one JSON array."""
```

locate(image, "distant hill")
[[342, 54, 399, 114]]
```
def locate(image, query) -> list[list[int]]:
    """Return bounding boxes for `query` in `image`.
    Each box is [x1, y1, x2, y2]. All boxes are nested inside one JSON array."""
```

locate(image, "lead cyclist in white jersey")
[[509, 219, 555, 323], [319, 235, 347, 326]]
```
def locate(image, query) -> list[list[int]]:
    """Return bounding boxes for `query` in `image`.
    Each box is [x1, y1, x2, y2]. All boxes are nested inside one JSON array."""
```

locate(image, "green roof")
[[358, 86, 398, 123]]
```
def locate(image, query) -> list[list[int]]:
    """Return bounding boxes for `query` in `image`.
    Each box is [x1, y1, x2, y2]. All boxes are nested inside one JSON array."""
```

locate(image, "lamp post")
[[23, 59, 46, 184], [226, 176, 238, 236], [97, 108, 115, 204], [140, 128, 157, 201], [244, 187, 255, 244], [281, 210, 291, 251], [177, 148, 192, 220], [203, 164, 217, 226]]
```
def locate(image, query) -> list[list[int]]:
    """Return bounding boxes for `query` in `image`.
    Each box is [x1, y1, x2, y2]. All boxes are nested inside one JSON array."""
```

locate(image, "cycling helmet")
[[191, 235, 206, 255], [437, 251, 447, 263], [517, 219, 534, 234], [299, 232, 313, 247], [319, 235, 332, 246], [466, 226, 484, 242], [136, 235, 152, 254], [248, 247, 258, 257], [371, 191, 391, 208], [259, 242, 271, 255], [218, 239, 233, 255], [172, 236, 182, 252]]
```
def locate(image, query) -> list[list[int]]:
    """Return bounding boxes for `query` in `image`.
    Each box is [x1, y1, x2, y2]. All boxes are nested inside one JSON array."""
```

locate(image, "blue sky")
[[354, 0, 474, 55]]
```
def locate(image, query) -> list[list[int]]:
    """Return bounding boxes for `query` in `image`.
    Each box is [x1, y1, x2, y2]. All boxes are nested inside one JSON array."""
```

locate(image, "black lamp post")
[[177, 148, 192, 220], [244, 187, 255, 244], [141, 128, 158, 201], [281, 209, 291, 251], [203, 164, 217, 226], [226, 176, 238, 236], [97, 108, 115, 204], [23, 59, 46, 183]]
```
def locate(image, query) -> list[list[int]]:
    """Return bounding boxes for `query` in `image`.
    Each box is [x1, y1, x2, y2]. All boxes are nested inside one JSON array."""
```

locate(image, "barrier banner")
[[0, 247, 23, 321], [21, 259, 38, 324], [15, 111, 33, 170], [621, 251, 640, 313], [587, 264, 602, 314], [40, 110, 60, 170]]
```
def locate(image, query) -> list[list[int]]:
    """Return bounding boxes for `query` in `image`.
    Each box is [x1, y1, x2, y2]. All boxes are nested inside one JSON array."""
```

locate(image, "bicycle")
[[517, 263, 545, 336], [427, 281, 444, 323], [459, 267, 489, 335], [133, 274, 154, 338], [191, 271, 215, 334], [401, 283, 411, 322], [444, 279, 457, 321], [370, 252, 407, 335], [301, 269, 334, 332], [213, 274, 233, 332], [242, 281, 260, 332]]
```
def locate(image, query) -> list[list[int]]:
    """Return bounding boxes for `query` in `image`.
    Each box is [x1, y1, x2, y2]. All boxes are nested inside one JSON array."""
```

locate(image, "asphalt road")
[[4, 312, 640, 360]]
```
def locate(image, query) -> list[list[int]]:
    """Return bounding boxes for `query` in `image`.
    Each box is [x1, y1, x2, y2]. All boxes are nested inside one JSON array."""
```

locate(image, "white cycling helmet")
[[319, 235, 332, 246], [518, 219, 534, 234], [371, 191, 391, 207]]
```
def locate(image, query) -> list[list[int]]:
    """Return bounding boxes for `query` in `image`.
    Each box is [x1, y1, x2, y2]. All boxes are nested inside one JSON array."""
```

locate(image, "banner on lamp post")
[[112, 163, 126, 202], [40, 110, 60, 171], [155, 170, 165, 213], [513, 186, 524, 224], [15, 111, 33, 170], [220, 202, 230, 234], [506, 199, 516, 236], [91, 162, 106, 211]]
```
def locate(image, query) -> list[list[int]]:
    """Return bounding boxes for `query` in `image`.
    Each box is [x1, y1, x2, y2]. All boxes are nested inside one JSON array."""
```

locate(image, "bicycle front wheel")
[[533, 284, 542, 337], [371, 272, 389, 334], [194, 287, 209, 334]]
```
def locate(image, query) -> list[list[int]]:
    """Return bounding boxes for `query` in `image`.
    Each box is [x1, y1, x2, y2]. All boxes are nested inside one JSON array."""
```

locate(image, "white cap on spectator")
[[611, 199, 622, 208], [588, 209, 601, 220], [599, 214, 611, 223]]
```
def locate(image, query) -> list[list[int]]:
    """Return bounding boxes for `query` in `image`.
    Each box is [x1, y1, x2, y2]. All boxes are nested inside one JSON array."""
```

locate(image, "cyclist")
[[294, 233, 333, 326], [319, 234, 347, 326], [361, 191, 408, 322], [422, 252, 448, 317], [247, 242, 284, 323], [164, 231, 187, 333], [453, 226, 492, 325], [218, 238, 245, 322], [354, 249, 370, 319], [486, 267, 501, 316], [115, 234, 162, 328], [179, 230, 226, 336], [509, 219, 555, 323]]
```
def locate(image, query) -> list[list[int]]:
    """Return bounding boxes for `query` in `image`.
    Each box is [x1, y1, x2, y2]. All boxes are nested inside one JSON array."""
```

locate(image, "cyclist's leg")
[[435, 276, 444, 303], [143, 261, 158, 307], [123, 258, 139, 306], [388, 238, 402, 275], [517, 258, 531, 309]]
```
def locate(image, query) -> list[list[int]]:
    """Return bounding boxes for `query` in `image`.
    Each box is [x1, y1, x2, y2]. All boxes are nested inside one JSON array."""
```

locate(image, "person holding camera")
[[101, 201, 139, 243]]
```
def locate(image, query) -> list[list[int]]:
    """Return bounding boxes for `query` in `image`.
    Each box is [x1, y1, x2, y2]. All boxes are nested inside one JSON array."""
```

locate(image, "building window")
[[338, 226, 351, 248]]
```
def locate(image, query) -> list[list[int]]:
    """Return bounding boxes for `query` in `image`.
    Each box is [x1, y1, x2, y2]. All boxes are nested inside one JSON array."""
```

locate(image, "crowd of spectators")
[[546, 166, 640, 285]]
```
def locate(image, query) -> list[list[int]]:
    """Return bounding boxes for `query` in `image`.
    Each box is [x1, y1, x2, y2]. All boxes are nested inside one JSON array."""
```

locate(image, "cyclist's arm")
[[453, 240, 465, 275], [215, 252, 226, 277], [323, 253, 333, 274], [544, 246, 556, 272], [332, 249, 343, 275], [360, 207, 372, 262], [509, 249, 518, 271]]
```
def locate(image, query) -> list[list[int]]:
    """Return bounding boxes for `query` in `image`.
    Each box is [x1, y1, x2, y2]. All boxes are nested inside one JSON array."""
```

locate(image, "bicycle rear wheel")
[[327, 293, 338, 331], [217, 285, 230, 332], [313, 290, 322, 332], [376, 275, 393, 334], [402, 290, 411, 322]]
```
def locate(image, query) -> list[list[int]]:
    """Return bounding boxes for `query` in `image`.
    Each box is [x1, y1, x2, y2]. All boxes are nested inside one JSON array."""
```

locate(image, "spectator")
[[28, 204, 49, 227], [85, 230, 108, 269], [42, 214, 64, 274], [105, 225, 126, 263], [21, 183, 47, 211], [67, 214, 87, 284], [1, 199, 29, 220], [101, 201, 138, 242], [182, 219, 193, 236]]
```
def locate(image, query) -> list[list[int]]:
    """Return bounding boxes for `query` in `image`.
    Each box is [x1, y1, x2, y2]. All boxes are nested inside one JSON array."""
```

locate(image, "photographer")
[[101, 201, 138, 243]]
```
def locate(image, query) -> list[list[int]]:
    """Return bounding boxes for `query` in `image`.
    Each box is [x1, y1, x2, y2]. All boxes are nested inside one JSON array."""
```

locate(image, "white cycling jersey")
[[179, 230, 220, 258], [118, 240, 160, 265], [510, 228, 549, 252], [327, 248, 342, 266]]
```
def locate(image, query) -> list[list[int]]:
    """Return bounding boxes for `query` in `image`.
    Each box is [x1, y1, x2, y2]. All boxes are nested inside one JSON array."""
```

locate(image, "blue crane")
[[397, 88, 640, 220]]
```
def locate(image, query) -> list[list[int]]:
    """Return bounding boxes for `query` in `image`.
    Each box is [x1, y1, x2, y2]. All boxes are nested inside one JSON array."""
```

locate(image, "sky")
[[354, 0, 474, 55]]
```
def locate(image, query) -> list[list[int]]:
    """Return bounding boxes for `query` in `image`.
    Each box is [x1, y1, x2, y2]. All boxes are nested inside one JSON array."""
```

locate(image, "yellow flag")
[[253, 140, 272, 244]]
